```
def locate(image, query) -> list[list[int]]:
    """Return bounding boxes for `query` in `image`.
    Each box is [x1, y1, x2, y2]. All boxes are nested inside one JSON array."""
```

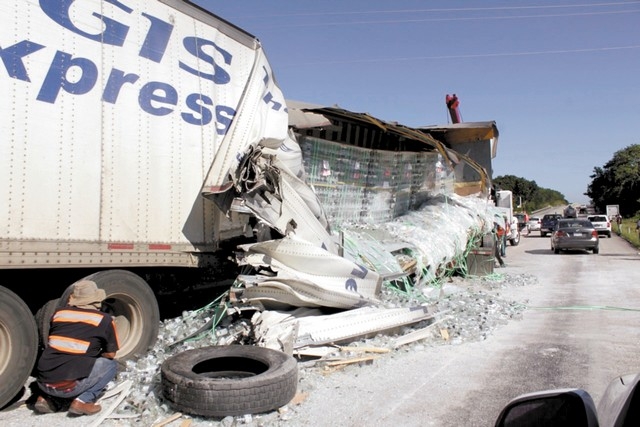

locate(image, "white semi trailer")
[[0, 0, 294, 407]]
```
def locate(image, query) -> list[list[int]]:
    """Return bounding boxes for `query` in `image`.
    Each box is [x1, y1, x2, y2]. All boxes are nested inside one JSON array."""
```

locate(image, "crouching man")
[[34, 280, 120, 416]]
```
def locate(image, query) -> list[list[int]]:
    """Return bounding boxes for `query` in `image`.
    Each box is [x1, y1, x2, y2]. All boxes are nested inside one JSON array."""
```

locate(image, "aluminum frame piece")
[[251, 305, 436, 351]]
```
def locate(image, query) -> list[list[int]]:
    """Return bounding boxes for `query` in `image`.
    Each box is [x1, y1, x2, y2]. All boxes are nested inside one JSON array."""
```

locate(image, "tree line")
[[492, 175, 567, 213], [493, 144, 640, 217], [586, 144, 640, 218]]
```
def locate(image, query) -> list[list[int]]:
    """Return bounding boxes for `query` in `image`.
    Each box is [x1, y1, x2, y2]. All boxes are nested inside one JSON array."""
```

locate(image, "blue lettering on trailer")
[[0, 0, 284, 134], [103, 69, 141, 103], [0, 41, 45, 81], [140, 13, 173, 63], [37, 51, 98, 102], [180, 37, 232, 84]]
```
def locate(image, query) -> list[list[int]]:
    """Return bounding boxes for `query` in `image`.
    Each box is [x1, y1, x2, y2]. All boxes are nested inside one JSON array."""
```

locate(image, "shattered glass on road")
[[109, 271, 535, 425]]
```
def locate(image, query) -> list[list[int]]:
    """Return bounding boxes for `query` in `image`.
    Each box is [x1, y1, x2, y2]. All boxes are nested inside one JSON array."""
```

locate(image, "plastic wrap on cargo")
[[341, 193, 495, 286], [299, 136, 456, 228]]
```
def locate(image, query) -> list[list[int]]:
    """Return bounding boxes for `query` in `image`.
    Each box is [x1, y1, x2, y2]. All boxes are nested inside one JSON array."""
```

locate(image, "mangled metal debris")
[[111, 94, 514, 420], [228, 192, 498, 314]]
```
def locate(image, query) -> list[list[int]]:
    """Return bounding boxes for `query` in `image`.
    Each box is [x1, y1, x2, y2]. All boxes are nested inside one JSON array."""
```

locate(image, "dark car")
[[540, 213, 562, 237], [550, 218, 599, 254], [563, 205, 577, 218]]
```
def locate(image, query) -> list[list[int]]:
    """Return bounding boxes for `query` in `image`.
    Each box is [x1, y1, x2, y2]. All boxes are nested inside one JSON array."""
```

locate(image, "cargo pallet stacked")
[[299, 136, 454, 229]]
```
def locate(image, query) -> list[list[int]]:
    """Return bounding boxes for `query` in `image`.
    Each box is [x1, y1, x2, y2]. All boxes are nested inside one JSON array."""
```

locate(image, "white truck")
[[0, 0, 296, 407], [606, 204, 620, 220]]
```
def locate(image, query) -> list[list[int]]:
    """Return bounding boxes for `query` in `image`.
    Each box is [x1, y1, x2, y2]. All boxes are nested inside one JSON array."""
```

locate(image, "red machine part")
[[446, 94, 462, 124]]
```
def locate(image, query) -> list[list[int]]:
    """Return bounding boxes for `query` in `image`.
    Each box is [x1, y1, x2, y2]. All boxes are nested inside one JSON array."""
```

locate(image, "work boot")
[[68, 399, 101, 416], [34, 395, 57, 414]]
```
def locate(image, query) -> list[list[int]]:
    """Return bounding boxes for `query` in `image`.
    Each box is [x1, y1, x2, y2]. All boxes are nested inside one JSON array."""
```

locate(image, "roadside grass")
[[616, 219, 640, 249]]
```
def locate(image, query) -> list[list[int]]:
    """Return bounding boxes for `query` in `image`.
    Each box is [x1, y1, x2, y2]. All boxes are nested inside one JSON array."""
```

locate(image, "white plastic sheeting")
[[235, 236, 382, 309]]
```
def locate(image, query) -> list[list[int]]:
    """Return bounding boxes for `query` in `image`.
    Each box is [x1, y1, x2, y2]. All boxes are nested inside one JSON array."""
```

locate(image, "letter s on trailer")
[[0, 0, 291, 408]]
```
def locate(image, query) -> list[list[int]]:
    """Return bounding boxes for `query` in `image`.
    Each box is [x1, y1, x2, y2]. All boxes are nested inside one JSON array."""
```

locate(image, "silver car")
[[550, 219, 599, 254], [527, 216, 541, 232], [587, 215, 612, 238]]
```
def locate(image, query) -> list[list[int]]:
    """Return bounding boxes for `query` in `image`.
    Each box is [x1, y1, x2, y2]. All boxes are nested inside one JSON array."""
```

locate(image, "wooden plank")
[[338, 346, 390, 354], [391, 318, 448, 348], [325, 355, 380, 366], [89, 380, 133, 427], [152, 412, 183, 427]]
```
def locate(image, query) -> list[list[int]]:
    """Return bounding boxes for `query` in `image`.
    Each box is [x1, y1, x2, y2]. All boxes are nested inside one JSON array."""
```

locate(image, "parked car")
[[587, 215, 612, 238], [550, 218, 599, 254], [540, 213, 562, 237], [527, 216, 541, 232]]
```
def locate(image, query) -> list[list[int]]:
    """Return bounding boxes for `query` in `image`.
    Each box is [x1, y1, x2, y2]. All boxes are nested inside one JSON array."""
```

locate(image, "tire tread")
[[161, 345, 298, 417]]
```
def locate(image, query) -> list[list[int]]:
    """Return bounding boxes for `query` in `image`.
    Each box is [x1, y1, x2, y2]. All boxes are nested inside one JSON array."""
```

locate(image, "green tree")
[[531, 188, 567, 209], [493, 175, 567, 211], [586, 144, 640, 216]]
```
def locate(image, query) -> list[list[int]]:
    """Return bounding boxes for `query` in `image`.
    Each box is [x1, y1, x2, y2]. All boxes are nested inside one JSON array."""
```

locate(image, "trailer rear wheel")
[[59, 270, 160, 361], [0, 286, 38, 409], [161, 345, 298, 417]]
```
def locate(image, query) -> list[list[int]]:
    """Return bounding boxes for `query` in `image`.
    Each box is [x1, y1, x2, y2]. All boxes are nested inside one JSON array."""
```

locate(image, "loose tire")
[[58, 270, 160, 361], [0, 286, 38, 409], [161, 345, 298, 417]]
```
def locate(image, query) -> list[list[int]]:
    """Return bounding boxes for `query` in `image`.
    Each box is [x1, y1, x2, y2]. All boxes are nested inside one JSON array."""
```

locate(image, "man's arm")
[[102, 352, 117, 359]]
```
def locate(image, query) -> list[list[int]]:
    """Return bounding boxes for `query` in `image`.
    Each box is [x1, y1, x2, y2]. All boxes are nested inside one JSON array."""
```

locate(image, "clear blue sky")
[[193, 0, 640, 205]]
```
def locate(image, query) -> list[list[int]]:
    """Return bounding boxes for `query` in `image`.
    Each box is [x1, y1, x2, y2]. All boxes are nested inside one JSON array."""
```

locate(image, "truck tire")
[[34, 298, 60, 351], [58, 270, 160, 361], [0, 286, 38, 409], [161, 345, 298, 417]]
